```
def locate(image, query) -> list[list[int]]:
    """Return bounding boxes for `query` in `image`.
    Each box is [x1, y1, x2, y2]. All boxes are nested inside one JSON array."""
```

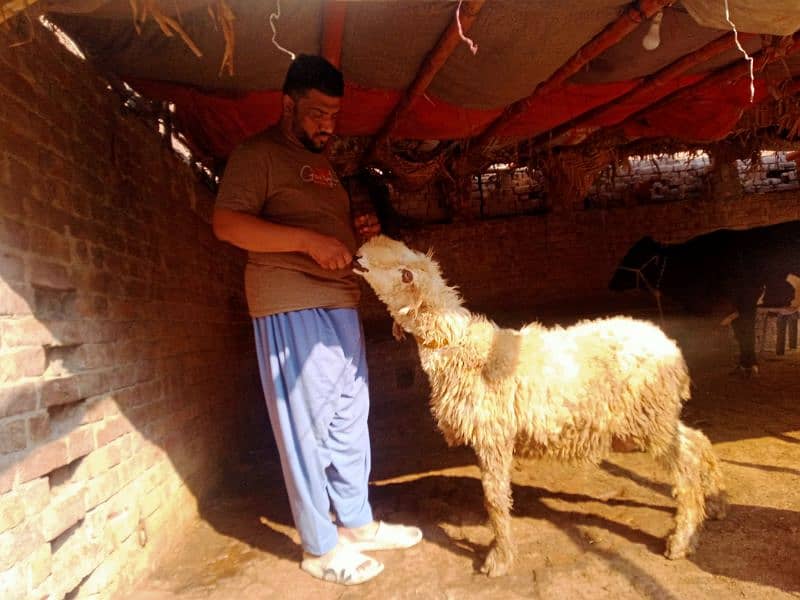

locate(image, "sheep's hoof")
[[664, 532, 697, 560], [480, 545, 513, 577], [705, 492, 728, 520]]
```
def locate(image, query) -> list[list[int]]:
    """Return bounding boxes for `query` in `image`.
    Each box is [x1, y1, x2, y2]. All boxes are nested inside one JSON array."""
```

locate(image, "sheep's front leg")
[[475, 440, 515, 577]]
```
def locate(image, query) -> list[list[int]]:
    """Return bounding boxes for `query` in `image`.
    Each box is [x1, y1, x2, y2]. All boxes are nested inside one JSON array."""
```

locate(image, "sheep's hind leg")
[[475, 441, 515, 576], [695, 427, 727, 521], [655, 423, 710, 559]]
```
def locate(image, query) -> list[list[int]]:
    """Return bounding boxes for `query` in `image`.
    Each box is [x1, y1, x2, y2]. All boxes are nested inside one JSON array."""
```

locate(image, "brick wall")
[[0, 26, 259, 599], [359, 187, 800, 323]]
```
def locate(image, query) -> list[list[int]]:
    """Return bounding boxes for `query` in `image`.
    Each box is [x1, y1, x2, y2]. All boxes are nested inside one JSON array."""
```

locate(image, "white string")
[[269, 0, 296, 60], [724, 0, 754, 102], [456, 0, 478, 55]]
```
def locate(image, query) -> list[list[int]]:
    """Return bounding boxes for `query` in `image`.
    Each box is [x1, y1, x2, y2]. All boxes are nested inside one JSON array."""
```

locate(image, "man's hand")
[[392, 321, 407, 342], [354, 212, 381, 242], [304, 232, 353, 270]]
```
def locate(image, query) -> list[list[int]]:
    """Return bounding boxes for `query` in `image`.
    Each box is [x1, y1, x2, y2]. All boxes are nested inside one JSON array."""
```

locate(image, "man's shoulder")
[[238, 126, 284, 151]]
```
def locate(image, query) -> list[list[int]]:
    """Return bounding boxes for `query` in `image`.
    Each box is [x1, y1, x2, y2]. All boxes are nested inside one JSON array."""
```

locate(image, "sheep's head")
[[354, 235, 464, 328]]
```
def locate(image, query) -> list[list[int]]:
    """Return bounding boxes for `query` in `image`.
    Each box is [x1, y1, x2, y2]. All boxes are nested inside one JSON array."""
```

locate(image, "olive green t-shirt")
[[215, 127, 360, 317]]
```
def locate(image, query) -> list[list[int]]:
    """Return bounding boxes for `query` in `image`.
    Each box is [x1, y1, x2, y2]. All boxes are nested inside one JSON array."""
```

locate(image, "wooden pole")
[[467, 0, 675, 157], [363, 0, 486, 164], [618, 31, 800, 132], [533, 31, 752, 150], [321, 0, 347, 68]]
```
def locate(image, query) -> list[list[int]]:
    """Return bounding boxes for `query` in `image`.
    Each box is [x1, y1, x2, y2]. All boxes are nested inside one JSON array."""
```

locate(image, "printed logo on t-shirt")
[[300, 165, 337, 188]]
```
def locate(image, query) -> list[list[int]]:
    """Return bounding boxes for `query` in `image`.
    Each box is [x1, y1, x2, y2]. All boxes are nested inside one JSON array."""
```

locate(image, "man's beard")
[[297, 131, 326, 153], [293, 116, 328, 153]]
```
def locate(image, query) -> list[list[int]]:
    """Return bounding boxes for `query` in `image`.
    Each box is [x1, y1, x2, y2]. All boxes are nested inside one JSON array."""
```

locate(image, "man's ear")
[[282, 94, 294, 117]]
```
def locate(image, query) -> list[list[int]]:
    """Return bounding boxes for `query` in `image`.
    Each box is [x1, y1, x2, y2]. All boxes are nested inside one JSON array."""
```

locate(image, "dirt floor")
[[130, 305, 800, 600]]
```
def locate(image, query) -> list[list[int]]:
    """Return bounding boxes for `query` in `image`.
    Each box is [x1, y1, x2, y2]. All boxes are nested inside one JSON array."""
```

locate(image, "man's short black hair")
[[282, 54, 344, 99]]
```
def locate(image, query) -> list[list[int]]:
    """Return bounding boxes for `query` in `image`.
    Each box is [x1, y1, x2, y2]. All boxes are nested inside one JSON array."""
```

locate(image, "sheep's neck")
[[406, 306, 470, 349]]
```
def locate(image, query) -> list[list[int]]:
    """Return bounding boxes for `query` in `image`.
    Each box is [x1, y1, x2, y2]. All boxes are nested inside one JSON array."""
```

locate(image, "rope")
[[456, 0, 478, 55], [615, 254, 667, 325], [723, 0, 754, 103], [269, 0, 296, 60]]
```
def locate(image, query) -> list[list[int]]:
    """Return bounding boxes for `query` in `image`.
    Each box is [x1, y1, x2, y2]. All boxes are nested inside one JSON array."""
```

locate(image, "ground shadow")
[[202, 467, 800, 595]]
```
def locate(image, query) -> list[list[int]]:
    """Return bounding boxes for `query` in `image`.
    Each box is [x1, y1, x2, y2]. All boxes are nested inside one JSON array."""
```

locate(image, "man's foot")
[[339, 520, 423, 551], [300, 544, 383, 585]]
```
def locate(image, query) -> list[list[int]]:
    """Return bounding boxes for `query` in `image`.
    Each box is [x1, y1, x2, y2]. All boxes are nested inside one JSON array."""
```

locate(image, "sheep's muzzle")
[[352, 256, 369, 273]]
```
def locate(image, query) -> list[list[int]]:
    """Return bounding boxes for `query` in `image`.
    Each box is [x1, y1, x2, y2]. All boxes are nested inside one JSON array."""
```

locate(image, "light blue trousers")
[[253, 308, 374, 556]]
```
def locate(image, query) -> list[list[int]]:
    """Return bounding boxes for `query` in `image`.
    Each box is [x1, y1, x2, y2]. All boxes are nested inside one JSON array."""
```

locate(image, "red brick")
[[50, 520, 102, 599], [0, 282, 33, 318], [0, 420, 26, 455], [0, 317, 56, 348], [81, 395, 116, 424], [0, 382, 38, 419], [7, 157, 33, 194], [40, 376, 80, 408], [0, 521, 42, 572], [0, 347, 46, 382], [19, 478, 49, 518], [96, 417, 131, 448], [41, 486, 85, 542], [75, 372, 110, 400], [67, 426, 94, 462], [0, 252, 24, 282], [137, 482, 164, 519], [28, 259, 73, 290], [29, 227, 71, 263], [27, 412, 51, 445], [83, 468, 121, 511], [0, 216, 30, 252], [26, 543, 52, 590], [0, 490, 25, 534], [107, 506, 139, 550], [80, 343, 114, 370], [18, 440, 68, 483], [77, 443, 122, 480], [73, 548, 122, 597], [0, 560, 26, 600]]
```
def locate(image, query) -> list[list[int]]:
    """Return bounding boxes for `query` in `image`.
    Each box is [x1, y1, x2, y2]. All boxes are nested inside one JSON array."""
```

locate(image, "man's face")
[[286, 89, 341, 153]]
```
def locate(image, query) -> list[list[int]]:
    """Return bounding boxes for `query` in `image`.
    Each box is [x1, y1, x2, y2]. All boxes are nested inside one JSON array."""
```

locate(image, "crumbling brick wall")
[[0, 26, 259, 599]]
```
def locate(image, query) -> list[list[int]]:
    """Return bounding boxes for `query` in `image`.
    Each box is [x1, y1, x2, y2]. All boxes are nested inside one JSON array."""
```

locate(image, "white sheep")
[[355, 235, 727, 577]]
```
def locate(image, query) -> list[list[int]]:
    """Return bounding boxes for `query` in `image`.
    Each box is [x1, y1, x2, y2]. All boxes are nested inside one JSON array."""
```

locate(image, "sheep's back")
[[511, 316, 688, 458]]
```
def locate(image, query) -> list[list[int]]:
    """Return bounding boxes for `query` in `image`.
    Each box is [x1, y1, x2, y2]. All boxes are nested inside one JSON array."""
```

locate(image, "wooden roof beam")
[[321, 0, 347, 68], [1, 0, 37, 25], [363, 0, 486, 164], [466, 0, 675, 161], [531, 31, 754, 151], [613, 31, 800, 138]]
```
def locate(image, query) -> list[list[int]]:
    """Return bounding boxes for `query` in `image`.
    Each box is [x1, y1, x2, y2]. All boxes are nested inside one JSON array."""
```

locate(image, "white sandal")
[[301, 545, 384, 585], [339, 521, 423, 552]]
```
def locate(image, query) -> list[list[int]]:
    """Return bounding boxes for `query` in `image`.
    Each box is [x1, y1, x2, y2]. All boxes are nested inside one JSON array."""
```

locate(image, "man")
[[213, 55, 422, 585]]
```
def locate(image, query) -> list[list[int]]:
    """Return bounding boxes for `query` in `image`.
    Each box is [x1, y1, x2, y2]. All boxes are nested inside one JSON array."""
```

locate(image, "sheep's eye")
[[401, 268, 414, 283]]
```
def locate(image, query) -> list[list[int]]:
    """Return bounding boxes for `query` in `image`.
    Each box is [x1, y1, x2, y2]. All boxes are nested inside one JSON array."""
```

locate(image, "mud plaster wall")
[[0, 26, 260, 599]]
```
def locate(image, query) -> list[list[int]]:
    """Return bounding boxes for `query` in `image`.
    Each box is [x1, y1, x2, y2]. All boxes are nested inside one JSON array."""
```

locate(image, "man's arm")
[[212, 207, 353, 270]]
